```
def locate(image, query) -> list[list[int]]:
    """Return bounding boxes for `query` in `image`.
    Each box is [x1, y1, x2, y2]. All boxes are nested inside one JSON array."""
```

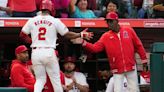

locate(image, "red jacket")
[[10, 59, 35, 92], [84, 26, 147, 74]]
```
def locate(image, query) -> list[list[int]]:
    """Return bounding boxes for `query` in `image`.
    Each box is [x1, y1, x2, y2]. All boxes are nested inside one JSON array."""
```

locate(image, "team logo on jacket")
[[123, 31, 129, 38]]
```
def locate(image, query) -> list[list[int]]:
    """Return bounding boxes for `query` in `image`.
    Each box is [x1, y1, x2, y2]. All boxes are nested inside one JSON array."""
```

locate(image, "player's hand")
[[80, 28, 93, 40], [71, 37, 83, 44]]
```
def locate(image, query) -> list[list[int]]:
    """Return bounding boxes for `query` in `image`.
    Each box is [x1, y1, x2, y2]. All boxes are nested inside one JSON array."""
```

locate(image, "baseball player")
[[63, 56, 89, 92], [19, 0, 93, 92], [71, 12, 148, 92]]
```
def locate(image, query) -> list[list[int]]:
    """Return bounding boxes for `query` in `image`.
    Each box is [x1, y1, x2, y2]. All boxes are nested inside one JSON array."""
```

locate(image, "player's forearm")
[[19, 31, 32, 44], [64, 31, 81, 39]]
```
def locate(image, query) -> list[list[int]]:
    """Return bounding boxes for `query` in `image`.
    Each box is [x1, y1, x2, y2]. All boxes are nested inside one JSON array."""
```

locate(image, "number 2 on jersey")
[[38, 27, 46, 40]]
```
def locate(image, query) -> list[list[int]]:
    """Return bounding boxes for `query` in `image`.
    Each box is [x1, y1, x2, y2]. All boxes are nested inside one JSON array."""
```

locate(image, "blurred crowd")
[[0, 0, 164, 18]]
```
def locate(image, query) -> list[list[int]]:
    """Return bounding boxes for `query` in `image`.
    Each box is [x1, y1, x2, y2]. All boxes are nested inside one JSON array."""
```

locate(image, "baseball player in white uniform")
[[19, 0, 93, 92]]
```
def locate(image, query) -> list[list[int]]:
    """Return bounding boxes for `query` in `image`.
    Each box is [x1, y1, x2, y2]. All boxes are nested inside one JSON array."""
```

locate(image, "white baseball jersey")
[[65, 72, 89, 92], [22, 15, 69, 48]]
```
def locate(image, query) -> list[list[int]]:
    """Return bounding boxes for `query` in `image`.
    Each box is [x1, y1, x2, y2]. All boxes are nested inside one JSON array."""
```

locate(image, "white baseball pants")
[[31, 48, 63, 92], [113, 66, 140, 92]]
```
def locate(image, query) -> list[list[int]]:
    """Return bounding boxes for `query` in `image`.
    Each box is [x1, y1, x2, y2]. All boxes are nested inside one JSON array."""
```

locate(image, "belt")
[[32, 47, 52, 49]]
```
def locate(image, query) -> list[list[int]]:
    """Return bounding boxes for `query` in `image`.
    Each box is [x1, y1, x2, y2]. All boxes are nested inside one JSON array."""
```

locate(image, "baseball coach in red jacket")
[[71, 12, 148, 92]]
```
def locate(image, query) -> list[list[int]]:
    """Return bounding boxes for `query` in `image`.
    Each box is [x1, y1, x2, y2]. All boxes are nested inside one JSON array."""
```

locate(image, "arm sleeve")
[[131, 28, 147, 60], [19, 31, 32, 44], [21, 19, 32, 35], [12, 67, 34, 92], [60, 71, 65, 85], [56, 19, 69, 36], [84, 34, 105, 53]]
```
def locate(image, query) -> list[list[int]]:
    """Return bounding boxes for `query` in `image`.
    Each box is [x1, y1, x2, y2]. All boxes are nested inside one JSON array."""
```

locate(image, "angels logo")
[[123, 31, 129, 38]]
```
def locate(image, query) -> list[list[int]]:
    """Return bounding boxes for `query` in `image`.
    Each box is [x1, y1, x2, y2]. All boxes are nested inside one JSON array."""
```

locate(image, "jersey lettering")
[[38, 27, 46, 40]]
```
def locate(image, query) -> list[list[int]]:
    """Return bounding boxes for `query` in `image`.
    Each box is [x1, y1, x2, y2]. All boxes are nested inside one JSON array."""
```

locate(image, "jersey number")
[[38, 27, 46, 40]]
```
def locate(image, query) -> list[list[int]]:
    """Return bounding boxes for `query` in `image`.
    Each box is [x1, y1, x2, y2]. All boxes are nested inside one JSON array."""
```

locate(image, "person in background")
[[100, 0, 118, 18], [153, 0, 164, 18], [122, 0, 134, 18], [8, 0, 37, 17], [10, 45, 35, 92], [0, 0, 11, 17], [100, 0, 127, 18], [52, 0, 70, 18], [137, 0, 154, 18], [69, 0, 97, 18], [11, 45, 65, 92], [71, 12, 148, 92], [63, 56, 89, 92]]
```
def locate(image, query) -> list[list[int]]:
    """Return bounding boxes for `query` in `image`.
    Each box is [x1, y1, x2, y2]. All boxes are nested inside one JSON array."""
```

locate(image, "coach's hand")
[[71, 38, 83, 44], [80, 28, 93, 40], [71, 38, 87, 46]]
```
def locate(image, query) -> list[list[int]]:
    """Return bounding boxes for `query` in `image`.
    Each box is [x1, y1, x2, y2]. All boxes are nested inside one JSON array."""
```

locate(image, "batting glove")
[[80, 28, 93, 40]]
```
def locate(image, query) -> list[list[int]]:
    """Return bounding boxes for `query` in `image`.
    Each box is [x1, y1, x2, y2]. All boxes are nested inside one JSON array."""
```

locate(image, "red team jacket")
[[10, 59, 35, 92], [11, 60, 65, 92], [84, 26, 147, 74]]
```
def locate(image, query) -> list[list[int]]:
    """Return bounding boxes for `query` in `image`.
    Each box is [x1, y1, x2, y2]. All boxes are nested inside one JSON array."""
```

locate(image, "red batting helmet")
[[106, 12, 118, 20], [40, 0, 54, 14]]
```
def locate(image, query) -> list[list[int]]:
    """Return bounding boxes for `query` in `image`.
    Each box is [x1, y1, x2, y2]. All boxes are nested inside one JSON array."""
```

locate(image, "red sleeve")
[[60, 71, 65, 85], [11, 66, 34, 92], [27, 60, 32, 65], [19, 31, 32, 44], [130, 28, 147, 60], [84, 34, 105, 53]]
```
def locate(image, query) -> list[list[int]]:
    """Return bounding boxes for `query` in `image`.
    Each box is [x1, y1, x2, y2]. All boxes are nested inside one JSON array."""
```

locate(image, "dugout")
[[0, 18, 164, 92], [150, 42, 164, 92]]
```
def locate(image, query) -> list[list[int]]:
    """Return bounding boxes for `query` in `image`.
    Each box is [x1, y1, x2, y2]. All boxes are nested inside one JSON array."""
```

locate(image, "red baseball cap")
[[106, 12, 118, 20], [15, 45, 28, 55], [64, 56, 76, 63]]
